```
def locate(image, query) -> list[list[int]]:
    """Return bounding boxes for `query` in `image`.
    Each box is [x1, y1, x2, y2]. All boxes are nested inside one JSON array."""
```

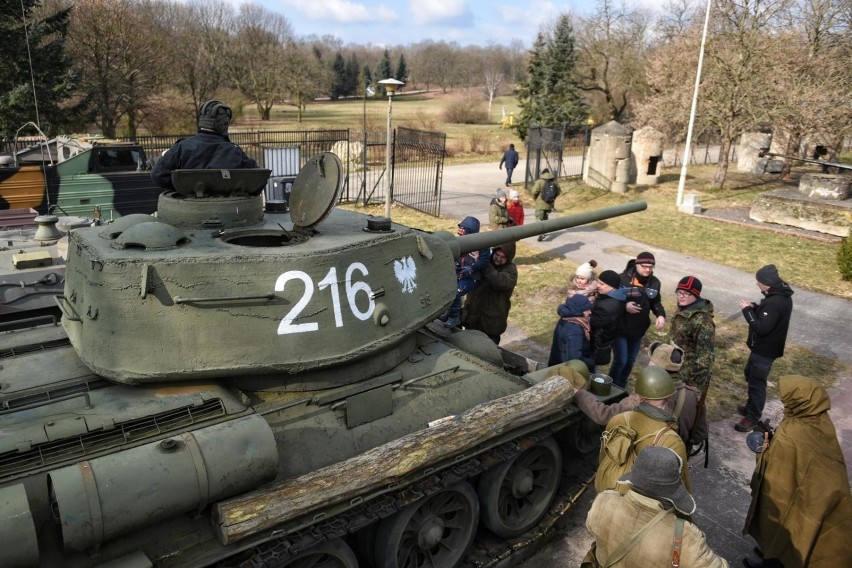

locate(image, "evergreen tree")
[[514, 15, 588, 140], [1, 0, 79, 139], [330, 52, 346, 100], [375, 49, 393, 96], [395, 53, 408, 85], [359, 65, 373, 96], [344, 53, 360, 97]]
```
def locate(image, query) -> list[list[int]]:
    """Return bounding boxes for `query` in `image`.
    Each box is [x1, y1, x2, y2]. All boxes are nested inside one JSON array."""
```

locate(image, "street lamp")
[[362, 80, 375, 203], [378, 78, 404, 219]]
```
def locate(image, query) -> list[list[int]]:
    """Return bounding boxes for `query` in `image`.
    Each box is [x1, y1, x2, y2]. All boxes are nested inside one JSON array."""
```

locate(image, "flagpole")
[[677, 0, 713, 207]]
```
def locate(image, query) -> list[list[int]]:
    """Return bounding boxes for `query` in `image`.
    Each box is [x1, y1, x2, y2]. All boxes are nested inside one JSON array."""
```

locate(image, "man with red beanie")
[[735, 264, 794, 432]]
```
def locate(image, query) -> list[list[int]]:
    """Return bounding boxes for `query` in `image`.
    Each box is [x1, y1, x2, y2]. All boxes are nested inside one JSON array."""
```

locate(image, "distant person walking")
[[462, 242, 518, 344], [507, 190, 525, 226], [735, 264, 793, 432], [152, 100, 257, 189], [529, 168, 560, 241], [499, 143, 519, 186]]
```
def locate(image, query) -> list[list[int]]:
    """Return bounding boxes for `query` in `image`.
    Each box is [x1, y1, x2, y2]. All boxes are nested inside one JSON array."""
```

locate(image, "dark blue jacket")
[[455, 217, 491, 283], [500, 147, 519, 169], [152, 130, 258, 189]]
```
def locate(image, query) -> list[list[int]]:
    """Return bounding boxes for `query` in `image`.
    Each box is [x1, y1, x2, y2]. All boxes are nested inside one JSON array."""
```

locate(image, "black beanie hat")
[[756, 264, 782, 287], [598, 270, 621, 288], [677, 276, 702, 297], [635, 251, 656, 265]]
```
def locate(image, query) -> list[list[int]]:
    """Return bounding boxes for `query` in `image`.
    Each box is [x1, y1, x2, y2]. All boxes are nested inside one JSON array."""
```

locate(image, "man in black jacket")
[[152, 100, 258, 189], [735, 264, 794, 432], [609, 252, 666, 389]]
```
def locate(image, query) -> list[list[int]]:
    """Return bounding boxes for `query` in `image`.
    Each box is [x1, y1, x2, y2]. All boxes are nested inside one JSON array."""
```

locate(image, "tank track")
[[216, 421, 599, 568]]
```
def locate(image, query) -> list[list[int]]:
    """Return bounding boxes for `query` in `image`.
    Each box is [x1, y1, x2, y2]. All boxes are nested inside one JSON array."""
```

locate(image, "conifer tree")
[[514, 14, 588, 140], [1, 0, 78, 139], [395, 53, 408, 84], [330, 52, 346, 100]]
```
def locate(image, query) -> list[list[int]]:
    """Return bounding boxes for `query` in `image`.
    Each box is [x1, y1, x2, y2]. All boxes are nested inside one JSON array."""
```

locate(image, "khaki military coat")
[[586, 490, 728, 568], [595, 406, 692, 493]]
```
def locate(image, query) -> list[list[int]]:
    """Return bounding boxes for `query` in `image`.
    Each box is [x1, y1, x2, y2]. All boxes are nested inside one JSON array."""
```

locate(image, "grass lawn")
[[340, 159, 850, 421]]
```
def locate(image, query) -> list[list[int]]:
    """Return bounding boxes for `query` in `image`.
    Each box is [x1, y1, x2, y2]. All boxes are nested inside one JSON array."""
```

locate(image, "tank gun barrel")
[[449, 201, 647, 257], [759, 150, 852, 172]]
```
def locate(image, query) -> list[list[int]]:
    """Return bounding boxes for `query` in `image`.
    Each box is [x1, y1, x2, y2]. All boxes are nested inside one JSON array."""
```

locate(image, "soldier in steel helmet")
[[574, 357, 705, 455], [152, 100, 258, 190], [594, 365, 691, 493]]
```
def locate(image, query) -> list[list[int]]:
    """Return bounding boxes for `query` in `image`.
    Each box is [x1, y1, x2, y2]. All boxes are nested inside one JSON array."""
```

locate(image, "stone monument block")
[[798, 173, 850, 200]]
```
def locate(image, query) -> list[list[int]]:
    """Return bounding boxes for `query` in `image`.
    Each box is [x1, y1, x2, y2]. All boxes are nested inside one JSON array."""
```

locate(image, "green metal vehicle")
[[0, 153, 642, 568]]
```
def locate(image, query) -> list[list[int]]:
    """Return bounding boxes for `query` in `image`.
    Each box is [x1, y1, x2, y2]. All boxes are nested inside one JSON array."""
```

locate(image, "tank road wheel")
[[374, 481, 479, 568], [276, 538, 359, 568], [477, 436, 562, 538]]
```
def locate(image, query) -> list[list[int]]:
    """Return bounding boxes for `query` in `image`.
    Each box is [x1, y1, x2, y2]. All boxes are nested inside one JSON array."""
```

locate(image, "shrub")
[[838, 236, 852, 281], [440, 98, 488, 124], [467, 130, 492, 154]]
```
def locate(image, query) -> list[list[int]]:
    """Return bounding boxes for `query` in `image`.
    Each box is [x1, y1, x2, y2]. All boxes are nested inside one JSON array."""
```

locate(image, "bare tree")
[[575, 0, 652, 122], [482, 46, 504, 119], [223, 3, 293, 121], [161, 0, 234, 118], [67, 0, 168, 137]]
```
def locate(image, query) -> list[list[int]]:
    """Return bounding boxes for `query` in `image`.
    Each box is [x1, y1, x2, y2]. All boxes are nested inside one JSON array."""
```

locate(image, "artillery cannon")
[[1, 153, 642, 568]]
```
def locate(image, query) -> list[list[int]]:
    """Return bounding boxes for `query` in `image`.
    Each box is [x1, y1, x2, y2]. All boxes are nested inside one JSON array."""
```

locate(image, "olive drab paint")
[[0, 152, 646, 567]]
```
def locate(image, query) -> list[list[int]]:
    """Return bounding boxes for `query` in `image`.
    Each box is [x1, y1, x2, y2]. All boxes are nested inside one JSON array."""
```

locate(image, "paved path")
[[438, 161, 852, 566]]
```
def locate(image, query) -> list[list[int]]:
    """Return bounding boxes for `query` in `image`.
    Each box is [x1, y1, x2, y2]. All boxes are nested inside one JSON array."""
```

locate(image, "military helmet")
[[635, 365, 675, 400], [565, 359, 590, 381], [198, 100, 233, 135]]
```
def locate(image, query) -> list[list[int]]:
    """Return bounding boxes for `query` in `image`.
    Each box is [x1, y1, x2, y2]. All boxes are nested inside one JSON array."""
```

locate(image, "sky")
[[254, 0, 661, 48]]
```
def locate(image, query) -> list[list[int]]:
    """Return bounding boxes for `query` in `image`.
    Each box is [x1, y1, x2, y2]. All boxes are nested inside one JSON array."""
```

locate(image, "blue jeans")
[[744, 352, 774, 422], [505, 167, 515, 185], [609, 336, 643, 388]]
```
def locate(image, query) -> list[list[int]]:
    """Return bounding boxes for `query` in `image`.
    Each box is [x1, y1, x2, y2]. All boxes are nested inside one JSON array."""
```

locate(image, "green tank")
[[0, 153, 643, 568]]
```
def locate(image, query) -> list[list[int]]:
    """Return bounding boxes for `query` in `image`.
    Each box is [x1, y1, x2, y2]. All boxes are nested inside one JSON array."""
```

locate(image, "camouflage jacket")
[[671, 299, 715, 393]]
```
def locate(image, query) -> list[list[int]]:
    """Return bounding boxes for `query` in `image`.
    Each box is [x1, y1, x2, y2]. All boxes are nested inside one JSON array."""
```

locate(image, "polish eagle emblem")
[[393, 256, 417, 293]]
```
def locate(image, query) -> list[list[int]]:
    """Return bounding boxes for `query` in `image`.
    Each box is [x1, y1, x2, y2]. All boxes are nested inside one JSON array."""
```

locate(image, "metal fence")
[[523, 127, 591, 190], [121, 129, 446, 214]]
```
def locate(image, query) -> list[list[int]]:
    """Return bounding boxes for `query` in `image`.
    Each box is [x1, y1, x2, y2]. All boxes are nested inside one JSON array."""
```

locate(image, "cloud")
[[276, 0, 397, 24], [409, 0, 474, 26]]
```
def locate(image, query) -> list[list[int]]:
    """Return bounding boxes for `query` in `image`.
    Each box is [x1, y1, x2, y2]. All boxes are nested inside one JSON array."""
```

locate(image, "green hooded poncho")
[[743, 375, 852, 567]]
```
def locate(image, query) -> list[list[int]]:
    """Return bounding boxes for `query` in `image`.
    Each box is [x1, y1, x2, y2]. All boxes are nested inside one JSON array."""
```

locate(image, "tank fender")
[[0, 484, 39, 567], [48, 414, 278, 552]]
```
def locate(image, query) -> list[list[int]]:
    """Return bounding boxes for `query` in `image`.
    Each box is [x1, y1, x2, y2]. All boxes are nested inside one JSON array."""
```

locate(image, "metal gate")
[[392, 127, 446, 216], [349, 127, 446, 217], [523, 126, 588, 189]]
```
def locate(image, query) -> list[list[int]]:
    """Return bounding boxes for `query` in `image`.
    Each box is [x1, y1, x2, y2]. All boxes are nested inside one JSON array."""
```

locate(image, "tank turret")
[[58, 153, 645, 385], [1, 153, 641, 568]]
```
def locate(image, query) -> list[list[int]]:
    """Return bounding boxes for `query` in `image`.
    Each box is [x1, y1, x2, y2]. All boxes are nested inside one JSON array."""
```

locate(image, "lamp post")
[[362, 80, 375, 203], [378, 78, 404, 219]]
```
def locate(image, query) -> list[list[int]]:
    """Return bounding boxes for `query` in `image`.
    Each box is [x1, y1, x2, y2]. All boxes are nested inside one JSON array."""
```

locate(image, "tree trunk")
[[713, 138, 733, 188], [781, 131, 801, 180], [212, 375, 578, 545]]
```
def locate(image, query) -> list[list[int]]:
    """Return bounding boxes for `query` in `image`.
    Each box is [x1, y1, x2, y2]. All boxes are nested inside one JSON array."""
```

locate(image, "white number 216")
[[275, 262, 375, 335]]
